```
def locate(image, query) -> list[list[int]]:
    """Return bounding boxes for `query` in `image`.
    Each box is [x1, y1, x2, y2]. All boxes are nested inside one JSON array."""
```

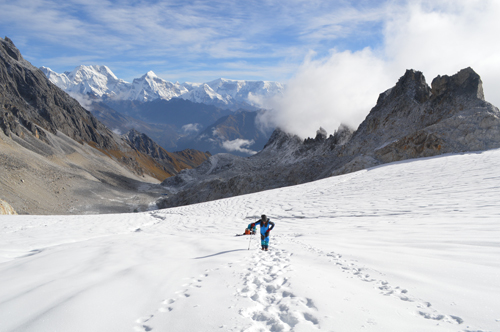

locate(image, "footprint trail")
[[237, 240, 320, 332]]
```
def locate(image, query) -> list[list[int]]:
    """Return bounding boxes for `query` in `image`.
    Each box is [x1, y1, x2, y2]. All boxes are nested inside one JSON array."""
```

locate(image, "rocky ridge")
[[0, 38, 115, 150], [158, 67, 500, 209]]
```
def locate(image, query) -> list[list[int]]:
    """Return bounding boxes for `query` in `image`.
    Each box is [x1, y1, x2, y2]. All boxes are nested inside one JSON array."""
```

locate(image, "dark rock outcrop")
[[341, 67, 499, 174]]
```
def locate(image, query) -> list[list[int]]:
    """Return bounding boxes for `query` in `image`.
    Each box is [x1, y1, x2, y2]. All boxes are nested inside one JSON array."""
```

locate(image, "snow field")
[[1, 149, 500, 331]]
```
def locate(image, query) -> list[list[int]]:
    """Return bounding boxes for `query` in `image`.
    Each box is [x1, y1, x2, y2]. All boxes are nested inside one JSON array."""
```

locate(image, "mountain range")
[[41, 65, 284, 110], [42, 65, 281, 156]]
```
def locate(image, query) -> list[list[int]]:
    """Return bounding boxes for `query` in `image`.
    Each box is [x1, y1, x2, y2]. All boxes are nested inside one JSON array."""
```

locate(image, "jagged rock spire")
[[431, 67, 484, 100]]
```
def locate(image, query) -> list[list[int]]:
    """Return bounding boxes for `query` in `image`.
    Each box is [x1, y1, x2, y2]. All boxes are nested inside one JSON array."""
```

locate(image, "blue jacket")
[[252, 219, 275, 235]]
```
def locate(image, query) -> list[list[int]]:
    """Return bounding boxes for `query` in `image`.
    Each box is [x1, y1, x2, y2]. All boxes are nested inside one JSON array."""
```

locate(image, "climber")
[[250, 214, 275, 251]]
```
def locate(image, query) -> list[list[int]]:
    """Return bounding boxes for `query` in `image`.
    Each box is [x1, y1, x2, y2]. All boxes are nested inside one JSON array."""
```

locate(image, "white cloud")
[[68, 91, 94, 111], [182, 123, 202, 134], [212, 127, 222, 138], [258, 0, 500, 138], [384, 0, 500, 105], [258, 48, 392, 138], [221, 139, 257, 155]]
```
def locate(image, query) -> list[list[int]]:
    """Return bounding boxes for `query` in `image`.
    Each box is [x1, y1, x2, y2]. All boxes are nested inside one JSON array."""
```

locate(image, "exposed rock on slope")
[[158, 125, 356, 208], [158, 67, 500, 209], [0, 37, 114, 149], [336, 67, 499, 175], [0, 199, 17, 215]]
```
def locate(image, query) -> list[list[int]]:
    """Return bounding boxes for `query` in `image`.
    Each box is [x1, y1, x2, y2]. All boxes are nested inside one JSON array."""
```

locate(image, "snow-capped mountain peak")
[[42, 66, 284, 109], [144, 70, 158, 79], [47, 64, 130, 98], [40, 67, 71, 90], [127, 71, 188, 102]]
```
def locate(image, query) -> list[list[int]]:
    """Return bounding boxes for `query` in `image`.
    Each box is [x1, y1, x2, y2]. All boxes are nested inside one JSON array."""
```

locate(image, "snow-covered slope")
[[1, 150, 499, 332], [40, 66, 71, 90], [41, 66, 283, 108]]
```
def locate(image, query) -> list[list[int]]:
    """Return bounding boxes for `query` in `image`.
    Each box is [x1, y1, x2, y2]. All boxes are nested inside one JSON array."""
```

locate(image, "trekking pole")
[[248, 231, 253, 250]]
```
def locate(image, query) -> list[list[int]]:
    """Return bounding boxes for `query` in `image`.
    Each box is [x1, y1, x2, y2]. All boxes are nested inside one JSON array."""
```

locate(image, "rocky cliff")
[[158, 67, 500, 209], [0, 37, 115, 149], [333, 67, 500, 175]]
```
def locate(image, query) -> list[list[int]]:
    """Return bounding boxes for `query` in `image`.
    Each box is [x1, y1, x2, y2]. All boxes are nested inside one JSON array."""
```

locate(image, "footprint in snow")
[[237, 246, 320, 331], [290, 236, 466, 328], [134, 268, 214, 329], [134, 315, 154, 332]]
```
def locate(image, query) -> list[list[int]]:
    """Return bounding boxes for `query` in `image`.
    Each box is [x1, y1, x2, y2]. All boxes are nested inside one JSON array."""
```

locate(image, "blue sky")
[[0, 0, 387, 82], [2, 0, 500, 137]]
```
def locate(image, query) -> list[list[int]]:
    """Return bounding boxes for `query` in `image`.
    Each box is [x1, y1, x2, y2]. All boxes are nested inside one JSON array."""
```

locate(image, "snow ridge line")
[[237, 238, 320, 332], [285, 235, 467, 328]]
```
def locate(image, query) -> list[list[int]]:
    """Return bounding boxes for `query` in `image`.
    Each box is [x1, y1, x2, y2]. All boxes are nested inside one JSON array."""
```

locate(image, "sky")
[[0, 0, 386, 83], [1, 0, 500, 138]]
